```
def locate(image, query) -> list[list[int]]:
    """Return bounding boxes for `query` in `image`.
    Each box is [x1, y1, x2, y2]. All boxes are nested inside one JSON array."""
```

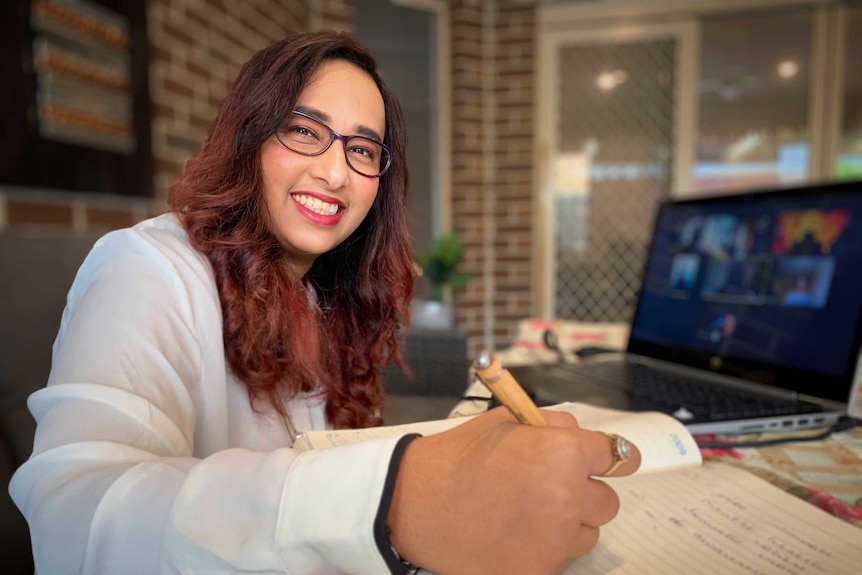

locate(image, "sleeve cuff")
[[277, 432, 423, 573], [374, 433, 422, 574]]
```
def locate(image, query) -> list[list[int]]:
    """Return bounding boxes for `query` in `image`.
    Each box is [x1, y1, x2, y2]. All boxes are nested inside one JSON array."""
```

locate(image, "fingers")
[[581, 478, 621, 527], [581, 429, 642, 478], [480, 407, 640, 477], [570, 524, 601, 558], [542, 409, 580, 429]]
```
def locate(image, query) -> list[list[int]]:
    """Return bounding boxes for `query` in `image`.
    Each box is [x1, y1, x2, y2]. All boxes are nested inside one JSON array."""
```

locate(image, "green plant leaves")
[[416, 232, 474, 301]]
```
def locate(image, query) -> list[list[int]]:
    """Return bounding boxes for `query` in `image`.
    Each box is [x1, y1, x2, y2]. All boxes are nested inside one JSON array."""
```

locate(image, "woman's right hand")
[[386, 407, 641, 575]]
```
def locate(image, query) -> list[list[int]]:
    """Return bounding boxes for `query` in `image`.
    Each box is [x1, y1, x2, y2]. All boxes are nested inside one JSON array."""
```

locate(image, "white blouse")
[[9, 213, 406, 574]]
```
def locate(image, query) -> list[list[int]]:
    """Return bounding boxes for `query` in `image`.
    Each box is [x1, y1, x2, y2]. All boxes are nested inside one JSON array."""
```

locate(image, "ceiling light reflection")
[[777, 60, 799, 79], [596, 70, 628, 91]]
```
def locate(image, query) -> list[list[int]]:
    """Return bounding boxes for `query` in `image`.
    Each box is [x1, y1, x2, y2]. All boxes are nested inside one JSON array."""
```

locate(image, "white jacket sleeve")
[[8, 221, 410, 575]]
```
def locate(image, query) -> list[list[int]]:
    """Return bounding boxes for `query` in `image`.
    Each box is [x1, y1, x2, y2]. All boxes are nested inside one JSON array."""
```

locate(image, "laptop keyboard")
[[561, 361, 820, 422]]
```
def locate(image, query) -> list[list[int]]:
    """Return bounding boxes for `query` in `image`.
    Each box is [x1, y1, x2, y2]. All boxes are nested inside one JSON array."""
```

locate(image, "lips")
[[291, 193, 341, 215]]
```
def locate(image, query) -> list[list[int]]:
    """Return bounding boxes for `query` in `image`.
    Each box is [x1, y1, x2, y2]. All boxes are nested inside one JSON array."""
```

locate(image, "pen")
[[473, 350, 548, 426]]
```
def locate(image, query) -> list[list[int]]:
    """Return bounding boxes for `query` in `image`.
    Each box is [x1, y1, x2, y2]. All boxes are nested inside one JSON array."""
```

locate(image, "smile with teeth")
[[292, 193, 340, 216]]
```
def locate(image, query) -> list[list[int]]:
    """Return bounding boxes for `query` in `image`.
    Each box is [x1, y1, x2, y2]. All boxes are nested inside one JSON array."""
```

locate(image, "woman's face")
[[260, 59, 386, 274]]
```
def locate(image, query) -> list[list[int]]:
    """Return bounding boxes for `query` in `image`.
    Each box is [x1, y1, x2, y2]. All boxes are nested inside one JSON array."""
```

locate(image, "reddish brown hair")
[[169, 31, 414, 428]]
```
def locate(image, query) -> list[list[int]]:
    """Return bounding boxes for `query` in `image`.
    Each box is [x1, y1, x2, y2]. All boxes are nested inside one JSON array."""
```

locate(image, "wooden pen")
[[473, 350, 548, 426]]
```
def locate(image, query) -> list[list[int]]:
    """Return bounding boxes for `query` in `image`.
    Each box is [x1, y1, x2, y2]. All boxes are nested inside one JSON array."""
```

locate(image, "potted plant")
[[412, 232, 473, 329]]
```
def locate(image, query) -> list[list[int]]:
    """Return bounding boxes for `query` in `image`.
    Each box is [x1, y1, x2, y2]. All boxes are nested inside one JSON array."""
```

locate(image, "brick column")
[[491, 2, 536, 349], [451, 0, 536, 357]]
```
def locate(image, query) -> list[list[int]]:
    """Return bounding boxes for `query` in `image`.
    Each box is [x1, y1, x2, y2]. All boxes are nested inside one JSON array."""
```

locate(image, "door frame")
[[392, 0, 452, 234], [534, 20, 700, 318]]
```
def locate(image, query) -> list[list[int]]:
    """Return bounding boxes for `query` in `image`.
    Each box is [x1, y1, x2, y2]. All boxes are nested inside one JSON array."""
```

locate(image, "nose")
[[313, 138, 351, 189]]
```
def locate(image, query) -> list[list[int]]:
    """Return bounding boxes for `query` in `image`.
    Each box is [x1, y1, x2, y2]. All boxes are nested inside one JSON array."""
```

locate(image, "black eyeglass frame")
[[274, 110, 394, 178]]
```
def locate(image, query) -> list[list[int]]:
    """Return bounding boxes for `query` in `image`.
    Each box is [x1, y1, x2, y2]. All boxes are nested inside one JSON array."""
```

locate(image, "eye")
[[285, 122, 319, 142], [349, 144, 375, 160], [347, 137, 381, 164]]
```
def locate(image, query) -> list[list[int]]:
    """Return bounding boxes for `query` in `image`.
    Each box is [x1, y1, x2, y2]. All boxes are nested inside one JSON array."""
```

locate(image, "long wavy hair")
[[169, 31, 414, 429]]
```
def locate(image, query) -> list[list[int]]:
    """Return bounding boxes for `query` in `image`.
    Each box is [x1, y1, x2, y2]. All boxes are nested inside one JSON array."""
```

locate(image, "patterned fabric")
[[699, 428, 862, 527]]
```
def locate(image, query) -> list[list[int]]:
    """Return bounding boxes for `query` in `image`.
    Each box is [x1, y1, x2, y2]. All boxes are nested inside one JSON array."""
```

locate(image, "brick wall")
[[149, 0, 355, 201], [147, 0, 310, 201], [451, 0, 536, 356], [488, 2, 536, 353], [450, 0, 488, 356]]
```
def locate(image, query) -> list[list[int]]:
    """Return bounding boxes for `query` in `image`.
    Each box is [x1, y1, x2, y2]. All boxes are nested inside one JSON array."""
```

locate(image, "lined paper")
[[570, 463, 862, 574]]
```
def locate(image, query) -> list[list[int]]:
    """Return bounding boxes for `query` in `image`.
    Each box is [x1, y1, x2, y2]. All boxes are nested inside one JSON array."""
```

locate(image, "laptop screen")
[[628, 180, 862, 403]]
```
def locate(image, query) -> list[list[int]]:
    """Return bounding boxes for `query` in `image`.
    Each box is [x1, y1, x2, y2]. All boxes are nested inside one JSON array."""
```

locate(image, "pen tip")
[[474, 350, 494, 369]]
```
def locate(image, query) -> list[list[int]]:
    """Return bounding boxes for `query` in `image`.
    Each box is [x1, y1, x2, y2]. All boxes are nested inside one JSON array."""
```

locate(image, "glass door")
[[536, 21, 698, 322]]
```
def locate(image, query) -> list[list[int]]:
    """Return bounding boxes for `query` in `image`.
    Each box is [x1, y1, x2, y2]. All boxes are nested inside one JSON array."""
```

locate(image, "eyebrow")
[[294, 105, 385, 143]]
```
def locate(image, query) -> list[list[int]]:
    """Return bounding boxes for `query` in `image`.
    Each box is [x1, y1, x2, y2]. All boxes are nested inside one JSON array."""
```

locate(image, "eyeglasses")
[[275, 111, 393, 178]]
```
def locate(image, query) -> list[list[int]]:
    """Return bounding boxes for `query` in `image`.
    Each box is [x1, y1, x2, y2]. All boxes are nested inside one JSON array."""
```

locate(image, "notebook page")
[[568, 462, 862, 575]]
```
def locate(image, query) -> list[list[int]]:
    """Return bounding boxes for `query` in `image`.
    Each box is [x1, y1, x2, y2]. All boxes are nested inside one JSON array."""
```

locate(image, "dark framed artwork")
[[0, 0, 153, 197]]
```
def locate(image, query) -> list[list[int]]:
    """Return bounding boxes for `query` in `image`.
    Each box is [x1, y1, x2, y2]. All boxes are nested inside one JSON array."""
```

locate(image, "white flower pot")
[[411, 298, 454, 330]]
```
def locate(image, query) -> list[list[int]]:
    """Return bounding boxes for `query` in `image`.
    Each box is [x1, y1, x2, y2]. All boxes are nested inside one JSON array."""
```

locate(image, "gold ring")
[[599, 432, 632, 477]]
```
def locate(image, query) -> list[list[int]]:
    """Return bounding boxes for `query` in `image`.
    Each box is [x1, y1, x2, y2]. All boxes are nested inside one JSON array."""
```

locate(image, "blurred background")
[[2, 2, 862, 571], [1, 0, 860, 356]]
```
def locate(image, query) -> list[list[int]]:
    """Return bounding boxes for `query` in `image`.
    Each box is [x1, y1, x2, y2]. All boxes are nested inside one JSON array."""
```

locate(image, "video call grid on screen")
[[630, 184, 862, 380]]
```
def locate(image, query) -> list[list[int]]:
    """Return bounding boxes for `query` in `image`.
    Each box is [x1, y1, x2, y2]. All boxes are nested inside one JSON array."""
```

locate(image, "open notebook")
[[294, 404, 862, 574], [510, 180, 862, 434]]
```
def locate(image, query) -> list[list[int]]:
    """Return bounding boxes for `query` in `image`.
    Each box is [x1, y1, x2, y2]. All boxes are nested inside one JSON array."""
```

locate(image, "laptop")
[[510, 180, 862, 434]]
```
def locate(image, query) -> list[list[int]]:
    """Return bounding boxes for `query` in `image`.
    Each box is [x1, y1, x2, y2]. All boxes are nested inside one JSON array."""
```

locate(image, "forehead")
[[297, 60, 386, 134]]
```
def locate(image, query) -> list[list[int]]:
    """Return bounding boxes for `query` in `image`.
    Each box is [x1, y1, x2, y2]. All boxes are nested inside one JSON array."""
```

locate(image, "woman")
[[10, 31, 639, 574]]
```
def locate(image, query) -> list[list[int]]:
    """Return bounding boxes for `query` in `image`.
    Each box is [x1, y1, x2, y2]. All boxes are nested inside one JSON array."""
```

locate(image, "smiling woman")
[[258, 59, 387, 273], [9, 30, 641, 575]]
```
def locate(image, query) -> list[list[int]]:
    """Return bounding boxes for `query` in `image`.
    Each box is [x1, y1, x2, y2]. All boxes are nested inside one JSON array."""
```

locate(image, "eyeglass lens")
[[277, 113, 390, 177]]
